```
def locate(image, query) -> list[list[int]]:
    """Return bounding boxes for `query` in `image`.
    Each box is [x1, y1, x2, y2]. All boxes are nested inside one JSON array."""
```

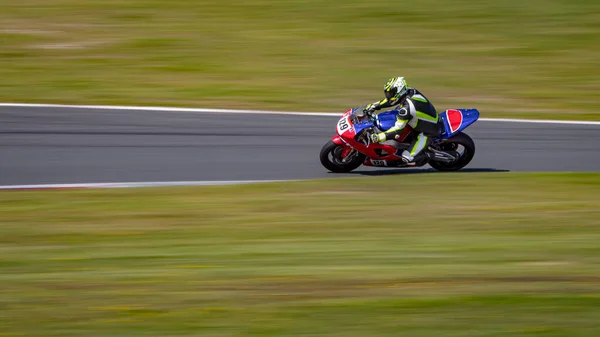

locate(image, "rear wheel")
[[319, 140, 365, 173], [428, 132, 475, 171]]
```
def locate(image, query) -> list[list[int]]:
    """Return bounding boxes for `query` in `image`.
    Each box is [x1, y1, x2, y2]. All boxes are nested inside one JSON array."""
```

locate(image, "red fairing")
[[333, 111, 408, 162], [331, 135, 344, 145], [395, 127, 412, 142]]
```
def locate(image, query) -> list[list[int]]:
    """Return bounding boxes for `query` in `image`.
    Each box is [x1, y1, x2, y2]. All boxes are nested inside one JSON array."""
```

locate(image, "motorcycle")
[[319, 105, 480, 173]]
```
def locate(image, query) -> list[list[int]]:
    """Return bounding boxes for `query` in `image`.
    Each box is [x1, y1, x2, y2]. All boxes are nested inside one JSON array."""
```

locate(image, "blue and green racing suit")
[[367, 88, 442, 164]]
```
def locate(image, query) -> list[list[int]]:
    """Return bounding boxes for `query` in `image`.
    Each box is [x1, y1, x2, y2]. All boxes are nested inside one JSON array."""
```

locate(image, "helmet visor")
[[385, 88, 397, 100]]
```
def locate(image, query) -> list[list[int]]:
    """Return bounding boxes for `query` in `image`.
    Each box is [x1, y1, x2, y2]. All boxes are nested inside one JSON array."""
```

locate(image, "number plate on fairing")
[[336, 117, 352, 135], [371, 159, 387, 166]]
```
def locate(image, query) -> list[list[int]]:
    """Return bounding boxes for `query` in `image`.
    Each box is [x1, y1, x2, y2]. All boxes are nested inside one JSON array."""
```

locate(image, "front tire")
[[319, 140, 365, 173], [428, 132, 476, 172]]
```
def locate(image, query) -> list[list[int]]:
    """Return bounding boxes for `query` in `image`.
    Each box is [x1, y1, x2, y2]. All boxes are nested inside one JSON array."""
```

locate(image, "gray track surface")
[[1, 106, 599, 185]]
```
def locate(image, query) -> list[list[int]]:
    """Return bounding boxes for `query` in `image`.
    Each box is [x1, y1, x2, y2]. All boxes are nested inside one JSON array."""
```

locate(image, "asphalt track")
[[1, 105, 599, 187]]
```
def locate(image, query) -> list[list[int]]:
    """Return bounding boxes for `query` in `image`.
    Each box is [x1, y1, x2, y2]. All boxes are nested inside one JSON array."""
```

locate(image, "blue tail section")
[[438, 109, 480, 139]]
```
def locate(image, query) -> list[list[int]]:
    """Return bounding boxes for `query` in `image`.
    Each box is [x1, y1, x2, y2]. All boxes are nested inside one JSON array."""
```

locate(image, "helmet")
[[383, 77, 408, 100]]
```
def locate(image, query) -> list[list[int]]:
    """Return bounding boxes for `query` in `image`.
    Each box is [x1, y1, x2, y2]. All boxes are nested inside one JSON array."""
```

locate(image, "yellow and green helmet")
[[383, 77, 408, 100]]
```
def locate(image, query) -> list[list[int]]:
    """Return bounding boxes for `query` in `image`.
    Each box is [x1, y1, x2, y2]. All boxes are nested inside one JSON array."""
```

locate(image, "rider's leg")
[[401, 132, 432, 163], [400, 117, 441, 163]]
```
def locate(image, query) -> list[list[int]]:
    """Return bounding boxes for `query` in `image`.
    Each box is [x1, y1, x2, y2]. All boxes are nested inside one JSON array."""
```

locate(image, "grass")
[[1, 172, 600, 336], [1, 0, 599, 120]]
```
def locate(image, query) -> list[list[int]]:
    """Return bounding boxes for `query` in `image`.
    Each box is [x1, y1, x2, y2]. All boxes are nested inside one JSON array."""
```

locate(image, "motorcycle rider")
[[363, 77, 441, 165]]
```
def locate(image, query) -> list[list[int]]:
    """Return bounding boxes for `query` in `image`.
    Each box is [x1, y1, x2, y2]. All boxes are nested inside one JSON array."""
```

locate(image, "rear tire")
[[428, 132, 475, 172], [319, 140, 365, 173]]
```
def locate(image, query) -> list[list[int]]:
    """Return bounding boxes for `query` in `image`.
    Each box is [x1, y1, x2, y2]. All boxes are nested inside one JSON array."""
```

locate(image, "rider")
[[363, 77, 441, 165]]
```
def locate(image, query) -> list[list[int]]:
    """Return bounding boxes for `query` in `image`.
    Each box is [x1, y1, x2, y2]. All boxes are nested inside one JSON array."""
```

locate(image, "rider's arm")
[[385, 101, 412, 132], [367, 96, 402, 113], [372, 101, 414, 142]]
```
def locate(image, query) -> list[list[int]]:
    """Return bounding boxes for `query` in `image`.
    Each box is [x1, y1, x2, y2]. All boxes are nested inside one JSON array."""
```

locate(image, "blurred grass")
[[1, 0, 599, 120], [1, 172, 600, 336]]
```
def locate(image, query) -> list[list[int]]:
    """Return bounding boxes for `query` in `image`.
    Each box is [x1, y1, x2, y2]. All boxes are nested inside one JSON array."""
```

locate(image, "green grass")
[[1, 173, 600, 336], [1, 0, 599, 120]]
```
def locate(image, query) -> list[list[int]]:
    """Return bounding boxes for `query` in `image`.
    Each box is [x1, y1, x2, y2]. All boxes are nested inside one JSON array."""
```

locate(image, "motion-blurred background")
[[2, 1, 600, 337], [2, 0, 599, 119]]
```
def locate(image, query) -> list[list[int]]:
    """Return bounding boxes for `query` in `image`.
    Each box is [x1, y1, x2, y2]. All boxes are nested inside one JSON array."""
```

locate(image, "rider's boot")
[[400, 132, 432, 166], [400, 151, 430, 166]]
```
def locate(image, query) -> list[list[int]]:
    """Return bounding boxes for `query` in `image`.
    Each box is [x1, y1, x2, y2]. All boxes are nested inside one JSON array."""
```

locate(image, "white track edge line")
[[1, 102, 599, 126], [0, 180, 297, 190]]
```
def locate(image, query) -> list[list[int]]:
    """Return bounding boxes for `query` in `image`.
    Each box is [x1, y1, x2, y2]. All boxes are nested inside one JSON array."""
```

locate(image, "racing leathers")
[[366, 88, 441, 164]]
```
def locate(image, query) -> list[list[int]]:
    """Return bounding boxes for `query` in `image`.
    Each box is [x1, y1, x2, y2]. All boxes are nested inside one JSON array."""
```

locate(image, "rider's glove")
[[370, 132, 386, 143], [363, 102, 380, 114]]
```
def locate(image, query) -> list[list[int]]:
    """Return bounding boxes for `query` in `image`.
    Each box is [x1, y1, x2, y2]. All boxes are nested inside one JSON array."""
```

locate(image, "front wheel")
[[428, 132, 476, 172], [319, 140, 365, 173]]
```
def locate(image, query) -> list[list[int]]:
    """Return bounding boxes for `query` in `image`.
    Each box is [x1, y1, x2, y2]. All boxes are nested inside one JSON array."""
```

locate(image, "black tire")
[[428, 132, 476, 172], [319, 140, 365, 173]]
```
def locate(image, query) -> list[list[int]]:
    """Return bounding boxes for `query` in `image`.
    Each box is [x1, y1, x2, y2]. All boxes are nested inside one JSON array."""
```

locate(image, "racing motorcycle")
[[319, 105, 480, 172]]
